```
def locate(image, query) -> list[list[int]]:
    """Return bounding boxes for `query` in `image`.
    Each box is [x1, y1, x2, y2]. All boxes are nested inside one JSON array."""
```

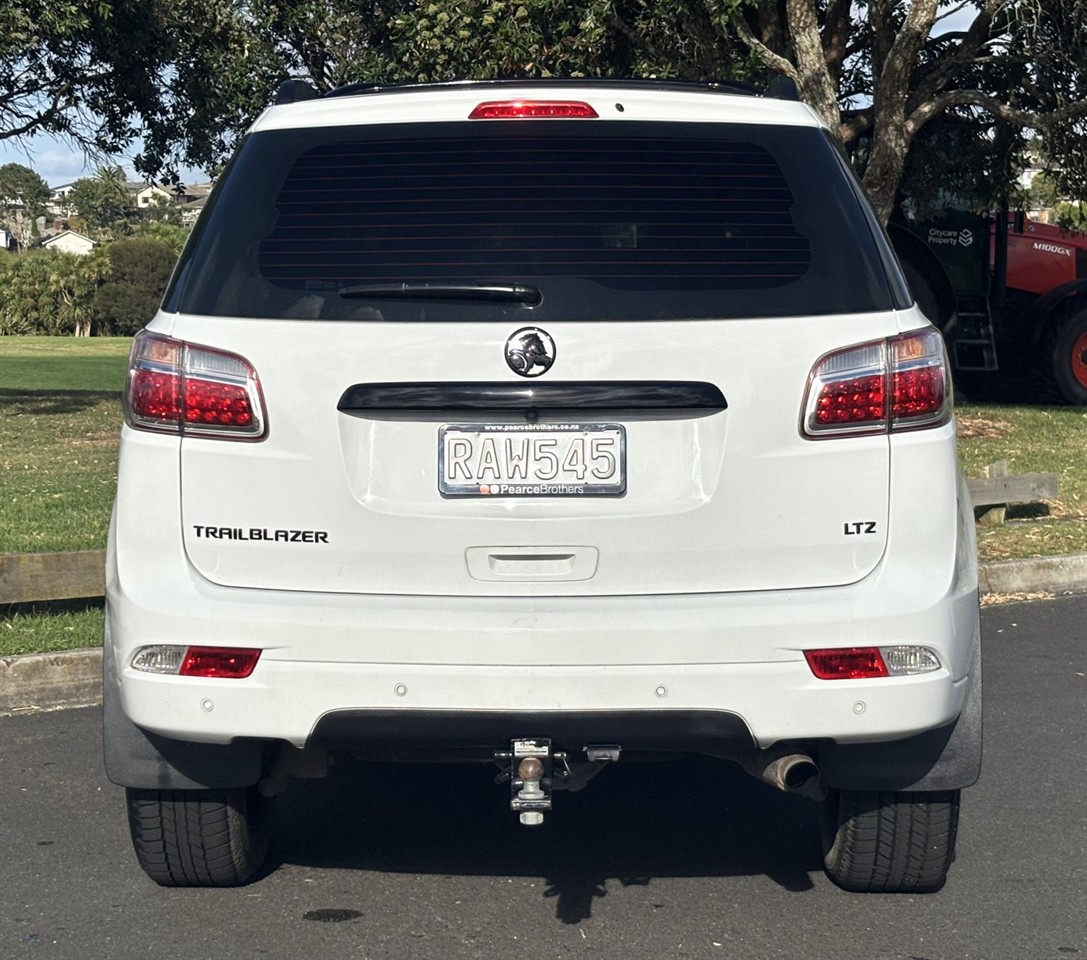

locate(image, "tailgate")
[[178, 315, 892, 597]]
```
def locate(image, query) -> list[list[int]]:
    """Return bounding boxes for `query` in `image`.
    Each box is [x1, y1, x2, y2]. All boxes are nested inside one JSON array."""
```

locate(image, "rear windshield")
[[166, 120, 901, 322]]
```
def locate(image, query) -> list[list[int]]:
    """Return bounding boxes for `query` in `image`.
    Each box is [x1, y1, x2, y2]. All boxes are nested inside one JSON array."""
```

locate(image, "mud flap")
[[816, 621, 982, 792]]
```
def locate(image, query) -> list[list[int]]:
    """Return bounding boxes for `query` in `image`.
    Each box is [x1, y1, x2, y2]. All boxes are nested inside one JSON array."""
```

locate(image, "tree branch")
[[907, 89, 1087, 137], [912, 0, 1008, 105], [729, 9, 798, 82]]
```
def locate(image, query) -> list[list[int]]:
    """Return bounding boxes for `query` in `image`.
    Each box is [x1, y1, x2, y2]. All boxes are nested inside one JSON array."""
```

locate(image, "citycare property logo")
[[927, 227, 975, 248]]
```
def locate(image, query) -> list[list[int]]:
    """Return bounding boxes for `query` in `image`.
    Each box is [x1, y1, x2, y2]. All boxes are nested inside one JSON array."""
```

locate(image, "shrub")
[[94, 238, 178, 335]]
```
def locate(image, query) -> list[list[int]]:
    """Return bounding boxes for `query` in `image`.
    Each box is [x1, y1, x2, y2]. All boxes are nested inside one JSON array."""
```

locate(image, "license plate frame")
[[439, 422, 626, 498]]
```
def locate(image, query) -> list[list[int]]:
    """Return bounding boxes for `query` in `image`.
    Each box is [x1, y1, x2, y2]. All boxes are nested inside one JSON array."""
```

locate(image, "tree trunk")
[[785, 0, 839, 130], [862, 111, 911, 225]]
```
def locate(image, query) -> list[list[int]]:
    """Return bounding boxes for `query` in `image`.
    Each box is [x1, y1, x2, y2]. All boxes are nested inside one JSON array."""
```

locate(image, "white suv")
[[104, 80, 981, 892]]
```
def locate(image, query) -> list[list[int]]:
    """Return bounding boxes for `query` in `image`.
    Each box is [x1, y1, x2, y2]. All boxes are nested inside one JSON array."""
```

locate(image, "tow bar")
[[495, 739, 622, 826]]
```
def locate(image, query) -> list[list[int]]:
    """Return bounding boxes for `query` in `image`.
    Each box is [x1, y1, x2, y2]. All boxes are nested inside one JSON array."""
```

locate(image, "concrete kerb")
[[1, 648, 103, 716], [2, 554, 1085, 717], [977, 552, 1087, 597]]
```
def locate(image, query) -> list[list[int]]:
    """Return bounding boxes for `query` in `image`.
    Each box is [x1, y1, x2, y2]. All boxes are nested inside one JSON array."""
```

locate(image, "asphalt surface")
[[1, 595, 1085, 960]]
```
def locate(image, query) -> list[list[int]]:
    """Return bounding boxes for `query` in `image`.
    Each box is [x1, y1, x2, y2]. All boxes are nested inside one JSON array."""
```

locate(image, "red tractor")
[[889, 210, 1087, 404]]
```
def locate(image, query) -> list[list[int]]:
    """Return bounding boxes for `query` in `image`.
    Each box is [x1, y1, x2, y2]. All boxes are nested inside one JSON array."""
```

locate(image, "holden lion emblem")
[[505, 327, 555, 377]]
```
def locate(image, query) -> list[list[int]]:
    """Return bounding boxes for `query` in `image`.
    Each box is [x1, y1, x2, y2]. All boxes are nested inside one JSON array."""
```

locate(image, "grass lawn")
[[1, 603, 105, 656], [957, 404, 1087, 562], [0, 335, 131, 392], [0, 337, 128, 554], [1, 337, 127, 657], [1, 336, 1085, 656]]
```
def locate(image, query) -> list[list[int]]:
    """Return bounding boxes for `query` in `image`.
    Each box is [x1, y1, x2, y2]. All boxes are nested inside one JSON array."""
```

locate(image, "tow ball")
[[495, 739, 621, 826], [495, 739, 553, 826]]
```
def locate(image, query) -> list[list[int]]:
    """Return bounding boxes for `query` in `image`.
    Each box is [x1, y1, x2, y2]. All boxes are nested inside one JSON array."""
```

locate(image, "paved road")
[[2, 597, 1085, 960]]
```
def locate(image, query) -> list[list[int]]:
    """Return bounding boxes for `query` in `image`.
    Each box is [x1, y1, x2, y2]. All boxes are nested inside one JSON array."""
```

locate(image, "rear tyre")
[[821, 788, 960, 893], [126, 786, 272, 887], [1043, 308, 1087, 405]]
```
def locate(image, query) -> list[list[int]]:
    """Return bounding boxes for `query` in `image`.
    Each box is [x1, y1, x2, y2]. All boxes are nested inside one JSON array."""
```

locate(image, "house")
[[179, 196, 208, 225], [136, 184, 174, 210], [46, 183, 77, 218], [175, 182, 214, 204], [41, 230, 97, 255]]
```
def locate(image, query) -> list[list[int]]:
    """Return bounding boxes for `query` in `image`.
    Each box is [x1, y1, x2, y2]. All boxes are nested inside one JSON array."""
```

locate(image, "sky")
[[0, 3, 982, 189]]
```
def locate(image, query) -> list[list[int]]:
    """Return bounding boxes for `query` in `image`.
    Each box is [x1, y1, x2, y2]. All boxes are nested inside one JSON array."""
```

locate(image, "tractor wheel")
[[1042, 308, 1087, 405]]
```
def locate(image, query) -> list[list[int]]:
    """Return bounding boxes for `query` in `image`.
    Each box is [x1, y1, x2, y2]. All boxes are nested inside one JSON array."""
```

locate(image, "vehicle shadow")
[[0, 388, 121, 415], [270, 754, 824, 923]]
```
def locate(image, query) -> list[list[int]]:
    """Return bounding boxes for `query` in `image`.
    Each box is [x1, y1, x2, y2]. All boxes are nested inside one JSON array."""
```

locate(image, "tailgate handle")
[[466, 546, 599, 582]]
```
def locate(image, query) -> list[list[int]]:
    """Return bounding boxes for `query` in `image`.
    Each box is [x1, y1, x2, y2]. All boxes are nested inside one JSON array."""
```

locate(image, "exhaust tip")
[[744, 750, 828, 801]]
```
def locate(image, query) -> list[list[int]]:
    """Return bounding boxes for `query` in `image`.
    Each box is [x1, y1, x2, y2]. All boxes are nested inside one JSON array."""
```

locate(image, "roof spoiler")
[[274, 79, 319, 105], [271, 76, 803, 105], [764, 75, 800, 101]]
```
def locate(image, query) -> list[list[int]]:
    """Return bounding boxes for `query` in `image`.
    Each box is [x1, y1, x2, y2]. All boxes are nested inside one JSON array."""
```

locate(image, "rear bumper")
[[107, 540, 979, 755]]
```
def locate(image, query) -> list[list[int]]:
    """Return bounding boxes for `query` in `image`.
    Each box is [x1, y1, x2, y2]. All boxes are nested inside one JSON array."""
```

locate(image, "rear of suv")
[[104, 79, 981, 893]]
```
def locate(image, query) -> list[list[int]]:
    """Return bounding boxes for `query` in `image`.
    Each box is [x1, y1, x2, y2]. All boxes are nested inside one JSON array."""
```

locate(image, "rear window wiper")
[[337, 282, 541, 305]]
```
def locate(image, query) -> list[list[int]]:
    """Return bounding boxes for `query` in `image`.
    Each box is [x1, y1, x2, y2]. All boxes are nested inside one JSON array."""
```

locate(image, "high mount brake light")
[[125, 331, 267, 440], [469, 100, 599, 120], [801, 328, 950, 438]]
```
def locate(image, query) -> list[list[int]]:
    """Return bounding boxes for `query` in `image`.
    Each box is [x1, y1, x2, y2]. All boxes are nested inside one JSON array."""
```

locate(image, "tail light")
[[125, 331, 266, 440], [805, 645, 941, 679], [805, 647, 889, 680], [180, 647, 262, 679], [801, 328, 950, 439], [469, 100, 599, 119], [130, 644, 261, 678]]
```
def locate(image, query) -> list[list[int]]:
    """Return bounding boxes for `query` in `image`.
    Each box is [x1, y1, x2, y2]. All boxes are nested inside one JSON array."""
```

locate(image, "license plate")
[[439, 423, 626, 497]]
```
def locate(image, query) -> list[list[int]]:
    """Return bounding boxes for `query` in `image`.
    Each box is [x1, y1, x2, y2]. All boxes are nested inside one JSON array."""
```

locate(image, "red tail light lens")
[[802, 329, 949, 438], [469, 100, 599, 120], [805, 647, 889, 680], [125, 331, 266, 440], [179, 646, 262, 679]]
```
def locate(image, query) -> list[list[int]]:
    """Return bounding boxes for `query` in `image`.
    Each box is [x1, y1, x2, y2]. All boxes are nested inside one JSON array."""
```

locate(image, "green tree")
[[0, 161, 50, 248], [67, 166, 134, 235], [387, 0, 632, 82], [0, 248, 108, 335], [51, 248, 111, 337], [137, 219, 190, 255], [141, 191, 183, 225], [93, 238, 177, 335]]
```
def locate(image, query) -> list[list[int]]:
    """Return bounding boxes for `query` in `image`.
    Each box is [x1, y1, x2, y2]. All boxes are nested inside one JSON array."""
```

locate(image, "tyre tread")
[[823, 789, 959, 893], [126, 787, 269, 887]]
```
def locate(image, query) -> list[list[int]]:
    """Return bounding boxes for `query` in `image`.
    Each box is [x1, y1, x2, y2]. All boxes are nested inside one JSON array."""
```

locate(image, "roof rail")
[[274, 79, 320, 105]]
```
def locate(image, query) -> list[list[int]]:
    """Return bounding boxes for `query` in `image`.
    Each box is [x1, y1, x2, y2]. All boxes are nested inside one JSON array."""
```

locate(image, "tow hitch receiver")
[[500, 739, 553, 826]]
